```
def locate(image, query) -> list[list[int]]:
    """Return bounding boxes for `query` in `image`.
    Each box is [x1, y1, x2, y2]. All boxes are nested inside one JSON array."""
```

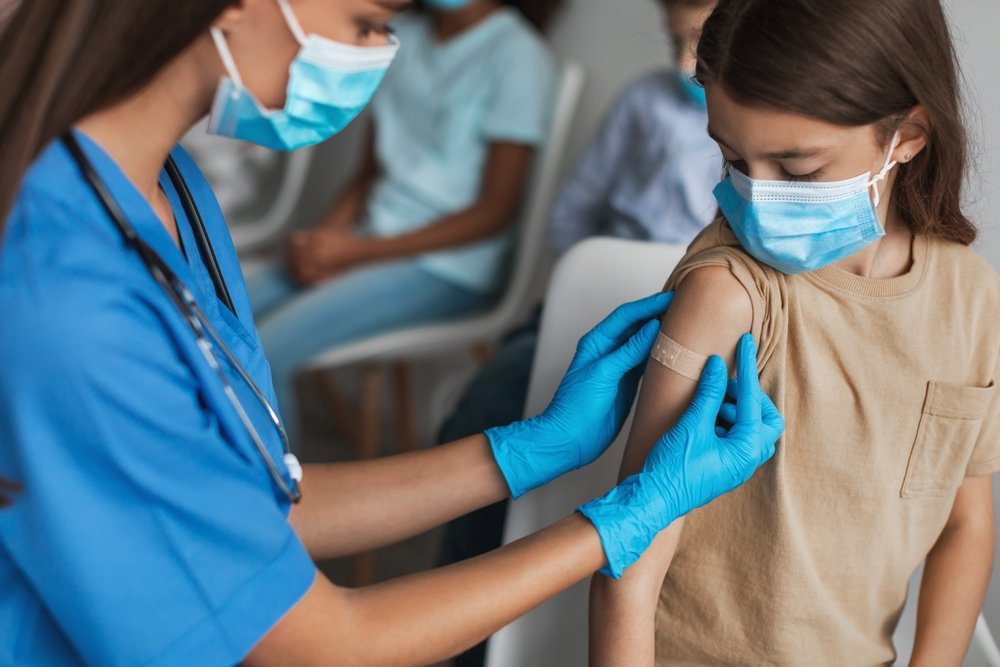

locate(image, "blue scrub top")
[[0, 132, 315, 666]]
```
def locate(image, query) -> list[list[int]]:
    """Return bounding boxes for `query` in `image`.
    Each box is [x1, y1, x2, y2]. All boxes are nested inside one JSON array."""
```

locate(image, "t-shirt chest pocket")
[[901, 380, 996, 498]]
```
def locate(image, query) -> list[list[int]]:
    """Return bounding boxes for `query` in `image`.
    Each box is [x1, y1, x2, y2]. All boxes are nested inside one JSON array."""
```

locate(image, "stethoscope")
[[62, 134, 303, 504]]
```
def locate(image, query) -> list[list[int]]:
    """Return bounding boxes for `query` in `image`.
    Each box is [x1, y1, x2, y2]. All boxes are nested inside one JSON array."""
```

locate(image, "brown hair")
[[0, 1, 236, 231], [696, 0, 976, 245]]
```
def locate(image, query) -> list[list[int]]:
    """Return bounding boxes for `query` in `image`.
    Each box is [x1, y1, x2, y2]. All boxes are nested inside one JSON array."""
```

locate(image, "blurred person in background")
[[246, 0, 563, 446]]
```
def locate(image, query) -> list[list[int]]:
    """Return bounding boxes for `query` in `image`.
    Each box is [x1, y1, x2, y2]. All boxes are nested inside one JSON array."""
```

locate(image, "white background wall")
[[293, 0, 1000, 659]]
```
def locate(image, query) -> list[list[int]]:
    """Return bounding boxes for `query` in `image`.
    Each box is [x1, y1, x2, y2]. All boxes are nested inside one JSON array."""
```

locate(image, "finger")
[[760, 390, 785, 434], [599, 319, 661, 376], [734, 333, 762, 426], [718, 401, 737, 426], [583, 292, 675, 358], [683, 354, 728, 429]]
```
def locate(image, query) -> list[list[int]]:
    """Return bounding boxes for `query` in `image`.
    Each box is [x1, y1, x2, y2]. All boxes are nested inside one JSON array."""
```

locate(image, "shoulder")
[[927, 233, 1000, 314], [491, 10, 556, 71], [665, 219, 785, 358]]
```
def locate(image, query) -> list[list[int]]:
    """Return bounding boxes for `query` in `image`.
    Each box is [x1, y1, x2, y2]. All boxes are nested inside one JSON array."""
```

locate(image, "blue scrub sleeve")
[[481, 42, 557, 146], [0, 277, 316, 667]]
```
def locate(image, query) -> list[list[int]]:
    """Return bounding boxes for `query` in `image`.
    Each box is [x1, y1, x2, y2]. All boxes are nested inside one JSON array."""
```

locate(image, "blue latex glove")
[[487, 292, 675, 499], [578, 333, 784, 578]]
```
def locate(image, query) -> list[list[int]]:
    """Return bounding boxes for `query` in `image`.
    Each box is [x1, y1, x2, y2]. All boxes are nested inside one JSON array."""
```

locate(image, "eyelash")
[[723, 159, 822, 183]]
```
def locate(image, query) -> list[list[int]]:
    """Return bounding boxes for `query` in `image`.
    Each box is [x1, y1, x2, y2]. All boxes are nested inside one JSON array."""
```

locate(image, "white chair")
[[485, 238, 1000, 666], [484, 237, 686, 667]]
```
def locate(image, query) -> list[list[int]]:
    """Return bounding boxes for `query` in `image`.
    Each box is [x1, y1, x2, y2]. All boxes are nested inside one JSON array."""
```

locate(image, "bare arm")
[[318, 125, 379, 231], [289, 435, 509, 561], [910, 474, 995, 666], [291, 141, 535, 284], [589, 266, 753, 666], [245, 514, 605, 667]]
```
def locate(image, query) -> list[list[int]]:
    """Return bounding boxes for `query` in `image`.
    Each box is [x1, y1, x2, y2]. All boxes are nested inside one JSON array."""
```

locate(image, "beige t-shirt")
[[654, 220, 1000, 666]]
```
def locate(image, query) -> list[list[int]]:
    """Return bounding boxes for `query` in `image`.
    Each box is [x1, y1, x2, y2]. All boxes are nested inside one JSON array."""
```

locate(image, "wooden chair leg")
[[353, 365, 384, 586], [316, 371, 359, 443], [393, 362, 417, 453]]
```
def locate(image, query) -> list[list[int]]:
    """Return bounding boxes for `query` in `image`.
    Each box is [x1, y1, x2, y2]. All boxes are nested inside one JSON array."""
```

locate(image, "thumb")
[[599, 319, 660, 376], [682, 355, 728, 429]]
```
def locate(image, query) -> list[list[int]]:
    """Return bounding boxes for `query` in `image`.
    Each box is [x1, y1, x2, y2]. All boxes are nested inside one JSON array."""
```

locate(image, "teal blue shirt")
[[368, 8, 558, 293]]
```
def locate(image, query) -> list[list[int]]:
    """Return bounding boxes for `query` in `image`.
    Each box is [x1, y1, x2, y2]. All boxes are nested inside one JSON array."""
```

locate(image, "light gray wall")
[[945, 0, 1000, 651]]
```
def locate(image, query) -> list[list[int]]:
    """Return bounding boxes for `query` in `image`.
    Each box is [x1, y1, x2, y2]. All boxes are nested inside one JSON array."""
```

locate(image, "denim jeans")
[[247, 259, 491, 447]]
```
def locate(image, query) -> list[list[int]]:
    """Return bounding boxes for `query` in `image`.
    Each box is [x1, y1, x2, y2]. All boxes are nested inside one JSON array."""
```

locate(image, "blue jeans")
[[247, 259, 491, 447], [435, 310, 540, 667]]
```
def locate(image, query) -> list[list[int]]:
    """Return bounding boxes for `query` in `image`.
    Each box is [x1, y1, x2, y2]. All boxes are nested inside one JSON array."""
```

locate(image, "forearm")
[[247, 514, 606, 667], [289, 435, 509, 560], [911, 477, 996, 666], [589, 522, 683, 666]]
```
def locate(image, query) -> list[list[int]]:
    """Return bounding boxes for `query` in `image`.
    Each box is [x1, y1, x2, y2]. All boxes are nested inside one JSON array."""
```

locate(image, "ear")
[[213, 0, 255, 33], [893, 106, 930, 165]]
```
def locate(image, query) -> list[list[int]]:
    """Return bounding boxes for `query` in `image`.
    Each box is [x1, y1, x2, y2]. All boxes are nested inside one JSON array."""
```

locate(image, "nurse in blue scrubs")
[[0, 1, 782, 665]]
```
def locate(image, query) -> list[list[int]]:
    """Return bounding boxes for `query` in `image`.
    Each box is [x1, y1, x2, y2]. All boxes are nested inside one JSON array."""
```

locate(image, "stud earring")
[[904, 153, 912, 161]]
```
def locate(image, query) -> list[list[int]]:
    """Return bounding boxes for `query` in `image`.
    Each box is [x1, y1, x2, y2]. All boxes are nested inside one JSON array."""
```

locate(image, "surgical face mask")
[[421, 0, 475, 9], [712, 131, 902, 275], [207, 0, 400, 151], [675, 69, 707, 110]]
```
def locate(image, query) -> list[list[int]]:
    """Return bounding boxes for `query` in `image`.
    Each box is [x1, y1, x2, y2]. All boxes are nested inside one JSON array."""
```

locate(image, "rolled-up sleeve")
[[0, 280, 315, 666]]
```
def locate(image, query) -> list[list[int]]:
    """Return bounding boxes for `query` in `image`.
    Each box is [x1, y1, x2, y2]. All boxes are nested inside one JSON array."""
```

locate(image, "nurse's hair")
[[0, 0, 237, 229], [696, 0, 976, 246]]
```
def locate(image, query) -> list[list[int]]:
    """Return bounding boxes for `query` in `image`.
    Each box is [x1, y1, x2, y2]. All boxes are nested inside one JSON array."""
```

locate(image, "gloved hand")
[[578, 333, 784, 578], [487, 292, 675, 499]]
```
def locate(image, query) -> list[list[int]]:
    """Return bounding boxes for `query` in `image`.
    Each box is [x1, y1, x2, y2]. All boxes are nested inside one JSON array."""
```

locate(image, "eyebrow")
[[707, 126, 828, 160]]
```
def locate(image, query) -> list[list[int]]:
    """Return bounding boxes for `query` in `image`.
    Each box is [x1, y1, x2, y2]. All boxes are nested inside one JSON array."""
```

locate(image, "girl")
[[246, 0, 562, 443], [591, 0, 1000, 665]]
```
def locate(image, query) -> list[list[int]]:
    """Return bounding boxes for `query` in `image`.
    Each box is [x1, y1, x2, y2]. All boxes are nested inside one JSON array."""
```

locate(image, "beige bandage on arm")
[[650, 332, 709, 381]]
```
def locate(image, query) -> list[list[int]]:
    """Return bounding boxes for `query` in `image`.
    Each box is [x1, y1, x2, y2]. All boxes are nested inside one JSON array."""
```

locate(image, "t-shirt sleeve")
[[0, 281, 315, 666], [966, 349, 1000, 476], [662, 219, 785, 370], [481, 38, 557, 146]]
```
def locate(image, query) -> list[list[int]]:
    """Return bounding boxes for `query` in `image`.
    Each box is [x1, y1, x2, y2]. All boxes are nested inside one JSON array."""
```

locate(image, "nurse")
[[0, 1, 782, 666]]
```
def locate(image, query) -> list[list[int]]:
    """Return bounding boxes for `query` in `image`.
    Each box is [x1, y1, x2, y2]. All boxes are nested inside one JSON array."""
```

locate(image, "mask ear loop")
[[867, 130, 902, 208], [210, 28, 244, 88], [276, 0, 309, 46]]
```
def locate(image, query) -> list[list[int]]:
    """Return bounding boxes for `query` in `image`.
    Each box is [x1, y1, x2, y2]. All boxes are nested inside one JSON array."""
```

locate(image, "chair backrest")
[[231, 146, 316, 252], [485, 237, 686, 667], [304, 61, 587, 369], [486, 60, 587, 327]]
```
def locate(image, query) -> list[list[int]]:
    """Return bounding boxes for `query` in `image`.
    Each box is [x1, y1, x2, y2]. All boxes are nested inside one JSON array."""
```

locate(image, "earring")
[[904, 153, 913, 161]]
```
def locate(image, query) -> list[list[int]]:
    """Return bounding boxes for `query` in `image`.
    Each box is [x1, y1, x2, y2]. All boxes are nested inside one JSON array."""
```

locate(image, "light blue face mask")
[[712, 131, 901, 275], [674, 69, 707, 110], [421, 0, 475, 9], [207, 0, 400, 151]]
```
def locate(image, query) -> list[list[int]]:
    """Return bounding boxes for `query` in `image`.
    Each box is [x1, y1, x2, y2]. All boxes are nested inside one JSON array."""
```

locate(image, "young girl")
[[591, 0, 1000, 664], [245, 0, 562, 442]]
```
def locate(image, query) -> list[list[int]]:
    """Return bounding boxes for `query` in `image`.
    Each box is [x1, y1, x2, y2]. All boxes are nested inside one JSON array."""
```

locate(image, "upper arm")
[[475, 141, 536, 226], [944, 475, 995, 539], [0, 286, 314, 665], [619, 265, 754, 478]]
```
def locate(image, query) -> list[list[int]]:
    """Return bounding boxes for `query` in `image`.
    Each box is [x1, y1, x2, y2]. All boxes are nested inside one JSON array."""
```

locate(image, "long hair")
[[0, 0, 237, 231], [696, 0, 975, 245]]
